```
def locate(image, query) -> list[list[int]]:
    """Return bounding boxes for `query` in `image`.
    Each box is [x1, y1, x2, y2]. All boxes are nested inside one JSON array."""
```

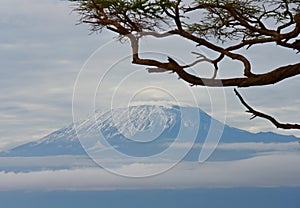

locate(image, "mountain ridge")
[[1, 104, 298, 157]]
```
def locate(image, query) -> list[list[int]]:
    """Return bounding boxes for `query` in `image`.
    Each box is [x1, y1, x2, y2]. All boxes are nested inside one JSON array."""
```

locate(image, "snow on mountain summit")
[[1, 104, 299, 157], [91, 105, 181, 140]]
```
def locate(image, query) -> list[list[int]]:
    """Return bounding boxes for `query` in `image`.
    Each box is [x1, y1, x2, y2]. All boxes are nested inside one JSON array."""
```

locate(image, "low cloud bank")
[[171, 142, 300, 151], [0, 152, 299, 191]]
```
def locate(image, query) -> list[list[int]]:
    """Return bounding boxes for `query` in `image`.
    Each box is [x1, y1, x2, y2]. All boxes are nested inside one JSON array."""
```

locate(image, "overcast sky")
[[1, 0, 299, 150]]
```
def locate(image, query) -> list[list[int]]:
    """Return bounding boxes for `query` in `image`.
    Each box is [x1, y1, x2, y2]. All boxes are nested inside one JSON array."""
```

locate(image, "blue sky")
[[1, 0, 300, 151]]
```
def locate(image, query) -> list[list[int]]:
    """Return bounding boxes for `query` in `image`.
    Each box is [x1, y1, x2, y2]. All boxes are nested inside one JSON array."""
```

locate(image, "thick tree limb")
[[135, 52, 300, 87], [234, 89, 300, 130]]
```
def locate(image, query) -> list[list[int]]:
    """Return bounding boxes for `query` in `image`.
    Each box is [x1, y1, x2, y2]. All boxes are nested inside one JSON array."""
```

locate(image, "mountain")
[[1, 105, 299, 159]]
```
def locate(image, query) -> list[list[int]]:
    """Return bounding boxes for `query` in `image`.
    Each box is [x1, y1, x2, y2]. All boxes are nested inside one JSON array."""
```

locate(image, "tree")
[[69, 0, 300, 130]]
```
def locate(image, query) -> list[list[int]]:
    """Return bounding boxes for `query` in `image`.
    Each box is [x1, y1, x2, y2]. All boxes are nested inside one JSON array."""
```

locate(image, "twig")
[[234, 89, 300, 130]]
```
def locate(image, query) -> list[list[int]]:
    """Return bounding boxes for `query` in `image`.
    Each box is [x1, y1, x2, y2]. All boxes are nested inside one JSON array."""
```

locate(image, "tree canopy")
[[69, 0, 300, 130]]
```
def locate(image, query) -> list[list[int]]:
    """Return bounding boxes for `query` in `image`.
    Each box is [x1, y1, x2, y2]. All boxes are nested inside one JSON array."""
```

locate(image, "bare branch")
[[135, 49, 300, 87], [177, 30, 254, 77], [182, 52, 212, 68], [147, 67, 168, 73], [234, 89, 300, 130]]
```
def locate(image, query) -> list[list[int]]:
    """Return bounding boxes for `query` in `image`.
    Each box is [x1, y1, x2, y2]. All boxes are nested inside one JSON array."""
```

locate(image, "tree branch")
[[135, 49, 300, 87], [177, 30, 254, 77], [234, 89, 300, 130]]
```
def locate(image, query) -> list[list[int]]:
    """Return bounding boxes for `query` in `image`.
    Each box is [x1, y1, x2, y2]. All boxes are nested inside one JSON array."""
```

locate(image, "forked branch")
[[234, 89, 300, 130]]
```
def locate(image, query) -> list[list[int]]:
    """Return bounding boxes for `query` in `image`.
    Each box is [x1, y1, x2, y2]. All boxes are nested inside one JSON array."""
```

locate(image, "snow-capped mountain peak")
[[2, 104, 299, 157]]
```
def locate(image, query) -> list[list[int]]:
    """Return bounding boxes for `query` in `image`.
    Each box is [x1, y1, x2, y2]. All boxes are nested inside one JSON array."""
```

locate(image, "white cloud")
[[0, 0, 112, 149], [0, 153, 299, 191], [217, 142, 300, 151], [166, 142, 300, 152]]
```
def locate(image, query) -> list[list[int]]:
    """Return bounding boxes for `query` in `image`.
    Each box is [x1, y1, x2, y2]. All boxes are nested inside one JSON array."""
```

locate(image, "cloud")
[[169, 142, 300, 152], [0, 153, 299, 191], [0, 0, 112, 149], [217, 142, 300, 151]]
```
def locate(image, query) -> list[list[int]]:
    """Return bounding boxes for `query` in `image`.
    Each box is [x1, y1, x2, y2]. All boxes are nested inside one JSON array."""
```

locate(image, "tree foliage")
[[69, 0, 300, 130]]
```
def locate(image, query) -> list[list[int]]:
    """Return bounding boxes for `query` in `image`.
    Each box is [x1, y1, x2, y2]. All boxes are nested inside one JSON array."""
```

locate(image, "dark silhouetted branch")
[[234, 89, 300, 130]]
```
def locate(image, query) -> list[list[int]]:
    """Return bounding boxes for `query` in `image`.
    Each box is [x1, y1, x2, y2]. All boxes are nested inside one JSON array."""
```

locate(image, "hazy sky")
[[1, 0, 299, 150]]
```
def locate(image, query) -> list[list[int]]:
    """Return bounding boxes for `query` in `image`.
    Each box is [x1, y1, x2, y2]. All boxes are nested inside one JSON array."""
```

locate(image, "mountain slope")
[[1, 105, 298, 158]]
